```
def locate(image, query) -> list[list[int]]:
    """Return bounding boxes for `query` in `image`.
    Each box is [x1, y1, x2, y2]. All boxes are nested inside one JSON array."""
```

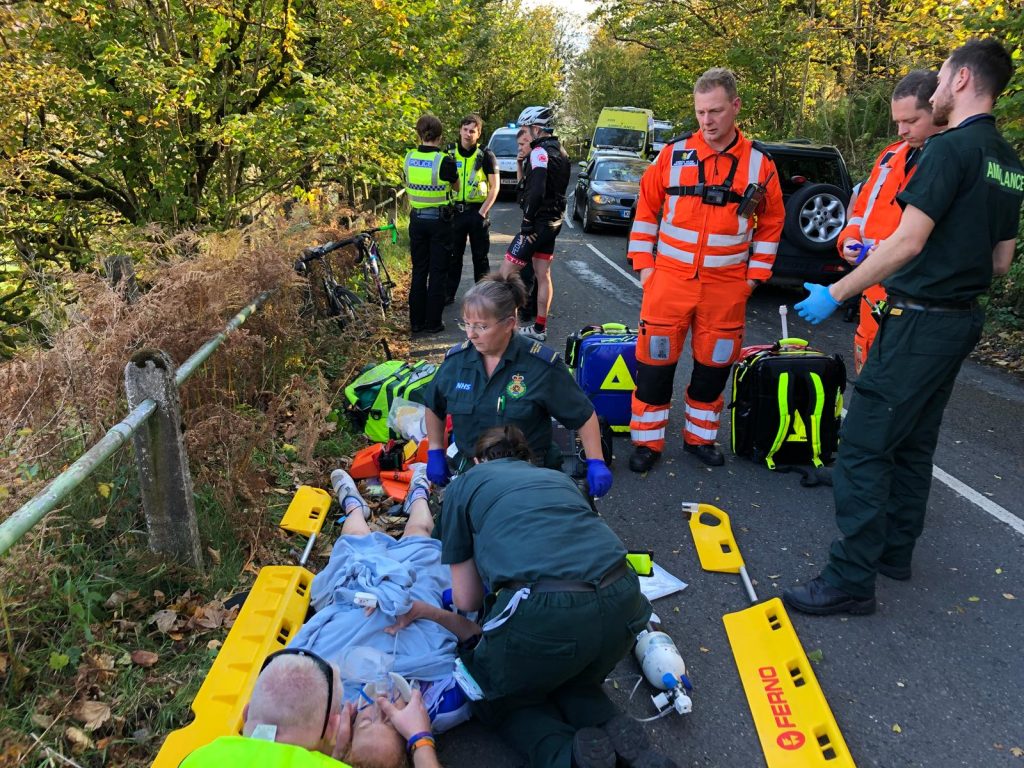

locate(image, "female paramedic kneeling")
[[439, 426, 677, 768], [422, 273, 612, 497]]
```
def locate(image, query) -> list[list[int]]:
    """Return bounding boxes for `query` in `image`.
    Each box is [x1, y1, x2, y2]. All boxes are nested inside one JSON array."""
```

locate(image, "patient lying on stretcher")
[[288, 465, 482, 767]]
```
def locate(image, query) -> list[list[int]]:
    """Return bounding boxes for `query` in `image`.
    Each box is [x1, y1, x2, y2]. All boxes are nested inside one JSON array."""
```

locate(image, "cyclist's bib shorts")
[[504, 220, 563, 267]]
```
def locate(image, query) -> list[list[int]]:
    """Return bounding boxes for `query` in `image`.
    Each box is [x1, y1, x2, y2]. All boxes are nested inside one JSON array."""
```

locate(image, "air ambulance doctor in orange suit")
[[626, 67, 785, 474]]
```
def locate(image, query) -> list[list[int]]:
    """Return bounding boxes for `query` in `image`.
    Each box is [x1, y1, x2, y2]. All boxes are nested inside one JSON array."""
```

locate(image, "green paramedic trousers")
[[462, 569, 652, 768], [822, 304, 984, 598]]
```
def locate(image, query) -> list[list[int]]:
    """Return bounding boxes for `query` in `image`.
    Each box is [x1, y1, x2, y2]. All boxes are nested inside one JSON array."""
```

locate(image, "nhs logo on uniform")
[[455, 382, 472, 391]]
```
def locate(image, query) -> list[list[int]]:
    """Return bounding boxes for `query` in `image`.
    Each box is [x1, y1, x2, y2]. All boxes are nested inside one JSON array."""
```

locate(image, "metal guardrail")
[[0, 289, 275, 559]]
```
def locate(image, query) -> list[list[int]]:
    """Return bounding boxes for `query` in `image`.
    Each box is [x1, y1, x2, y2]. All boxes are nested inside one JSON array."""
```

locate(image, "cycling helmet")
[[516, 106, 554, 131]]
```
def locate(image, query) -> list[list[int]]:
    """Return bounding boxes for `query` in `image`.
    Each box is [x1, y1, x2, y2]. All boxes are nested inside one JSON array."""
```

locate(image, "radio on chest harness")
[[666, 133, 773, 218]]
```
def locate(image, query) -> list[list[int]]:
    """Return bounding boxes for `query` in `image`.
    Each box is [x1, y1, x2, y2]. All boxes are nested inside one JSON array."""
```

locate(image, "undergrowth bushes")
[[0, 208, 408, 766]]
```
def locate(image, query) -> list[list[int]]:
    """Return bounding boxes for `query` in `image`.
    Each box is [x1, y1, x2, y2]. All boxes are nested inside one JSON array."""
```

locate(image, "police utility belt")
[[666, 151, 771, 218], [453, 201, 482, 213], [411, 205, 455, 220]]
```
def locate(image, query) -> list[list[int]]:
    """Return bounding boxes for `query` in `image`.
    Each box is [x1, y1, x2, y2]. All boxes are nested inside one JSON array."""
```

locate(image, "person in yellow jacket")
[[445, 113, 500, 304], [405, 113, 460, 334], [180, 649, 442, 767]]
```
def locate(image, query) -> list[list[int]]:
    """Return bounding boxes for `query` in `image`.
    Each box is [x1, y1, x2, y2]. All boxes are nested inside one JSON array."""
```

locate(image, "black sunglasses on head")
[[259, 647, 335, 740]]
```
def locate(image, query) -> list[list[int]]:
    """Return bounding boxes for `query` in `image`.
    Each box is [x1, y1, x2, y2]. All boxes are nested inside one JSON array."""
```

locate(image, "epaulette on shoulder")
[[445, 340, 471, 358], [668, 131, 693, 145], [527, 341, 559, 365], [750, 140, 774, 160]]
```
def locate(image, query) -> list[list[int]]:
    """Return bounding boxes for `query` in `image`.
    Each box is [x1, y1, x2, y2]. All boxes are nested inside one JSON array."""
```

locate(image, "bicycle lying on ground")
[[295, 224, 398, 357]]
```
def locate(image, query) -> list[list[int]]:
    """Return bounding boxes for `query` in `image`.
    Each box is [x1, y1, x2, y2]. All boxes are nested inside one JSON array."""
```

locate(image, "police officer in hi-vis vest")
[[445, 113, 500, 306], [404, 114, 459, 334]]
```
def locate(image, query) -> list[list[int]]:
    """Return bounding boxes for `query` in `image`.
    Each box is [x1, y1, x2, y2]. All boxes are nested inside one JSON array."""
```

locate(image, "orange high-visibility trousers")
[[630, 272, 752, 451], [854, 283, 886, 374]]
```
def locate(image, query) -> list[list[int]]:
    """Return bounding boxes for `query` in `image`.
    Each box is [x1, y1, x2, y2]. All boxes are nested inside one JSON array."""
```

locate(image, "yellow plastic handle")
[[777, 337, 809, 348]]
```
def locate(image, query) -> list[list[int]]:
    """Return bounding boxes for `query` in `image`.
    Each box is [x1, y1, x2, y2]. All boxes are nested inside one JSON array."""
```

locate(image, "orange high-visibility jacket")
[[627, 129, 784, 283], [838, 140, 919, 252]]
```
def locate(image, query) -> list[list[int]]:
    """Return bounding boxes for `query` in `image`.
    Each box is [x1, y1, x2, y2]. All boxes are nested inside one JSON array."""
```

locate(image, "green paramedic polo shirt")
[[439, 458, 627, 585], [425, 332, 594, 466], [889, 114, 1024, 303]]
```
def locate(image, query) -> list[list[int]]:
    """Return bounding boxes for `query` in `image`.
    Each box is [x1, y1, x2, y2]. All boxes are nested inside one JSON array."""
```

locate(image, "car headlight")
[[591, 194, 617, 205]]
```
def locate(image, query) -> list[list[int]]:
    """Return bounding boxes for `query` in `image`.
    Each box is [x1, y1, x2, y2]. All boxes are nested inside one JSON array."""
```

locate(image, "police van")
[[486, 125, 521, 197]]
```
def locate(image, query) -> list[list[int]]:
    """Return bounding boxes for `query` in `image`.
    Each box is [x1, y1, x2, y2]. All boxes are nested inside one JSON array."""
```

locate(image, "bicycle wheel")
[[306, 258, 334, 320], [365, 248, 393, 314], [331, 284, 362, 329]]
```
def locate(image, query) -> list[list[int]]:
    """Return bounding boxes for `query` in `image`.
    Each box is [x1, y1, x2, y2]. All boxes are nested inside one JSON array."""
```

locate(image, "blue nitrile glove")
[[795, 282, 841, 325], [586, 459, 613, 498], [427, 449, 451, 486]]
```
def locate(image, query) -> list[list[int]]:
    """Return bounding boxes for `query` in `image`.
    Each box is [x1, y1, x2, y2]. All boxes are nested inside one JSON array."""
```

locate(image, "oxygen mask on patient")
[[342, 646, 413, 722]]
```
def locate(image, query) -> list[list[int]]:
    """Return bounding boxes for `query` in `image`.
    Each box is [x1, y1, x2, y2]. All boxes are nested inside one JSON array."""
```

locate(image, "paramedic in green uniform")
[[441, 426, 669, 768], [423, 273, 613, 497], [784, 38, 1023, 616]]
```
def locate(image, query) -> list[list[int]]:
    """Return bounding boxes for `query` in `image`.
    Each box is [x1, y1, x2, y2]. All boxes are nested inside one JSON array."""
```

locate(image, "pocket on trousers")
[[639, 319, 680, 364], [506, 628, 577, 658], [908, 315, 975, 357], [841, 388, 894, 453]]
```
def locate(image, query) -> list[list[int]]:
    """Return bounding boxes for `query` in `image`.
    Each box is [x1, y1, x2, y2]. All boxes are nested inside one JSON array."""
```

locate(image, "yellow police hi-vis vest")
[[403, 149, 451, 209], [180, 735, 353, 768], [454, 147, 487, 203]]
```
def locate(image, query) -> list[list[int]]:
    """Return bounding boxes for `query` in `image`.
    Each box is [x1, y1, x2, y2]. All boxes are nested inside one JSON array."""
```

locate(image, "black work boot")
[[783, 576, 876, 616], [601, 714, 680, 768], [628, 446, 661, 473], [571, 727, 616, 768], [683, 442, 725, 467]]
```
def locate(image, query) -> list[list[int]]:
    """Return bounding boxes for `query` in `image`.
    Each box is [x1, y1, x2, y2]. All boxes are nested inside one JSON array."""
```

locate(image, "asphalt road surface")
[[409, 194, 1024, 768]]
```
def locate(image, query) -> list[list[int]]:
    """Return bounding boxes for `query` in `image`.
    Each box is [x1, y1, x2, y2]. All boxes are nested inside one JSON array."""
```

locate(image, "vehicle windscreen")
[[650, 127, 674, 144], [488, 133, 519, 157], [593, 127, 645, 151], [593, 160, 648, 183]]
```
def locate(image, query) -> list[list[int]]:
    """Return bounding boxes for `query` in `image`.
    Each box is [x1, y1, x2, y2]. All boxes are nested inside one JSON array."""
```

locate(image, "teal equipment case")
[[564, 323, 638, 434]]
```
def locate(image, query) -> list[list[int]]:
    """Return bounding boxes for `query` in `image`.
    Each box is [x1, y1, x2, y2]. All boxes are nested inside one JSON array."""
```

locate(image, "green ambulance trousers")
[[822, 304, 984, 597], [462, 569, 652, 768]]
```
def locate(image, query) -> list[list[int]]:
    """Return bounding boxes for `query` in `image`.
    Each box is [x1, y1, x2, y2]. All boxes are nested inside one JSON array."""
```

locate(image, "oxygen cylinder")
[[634, 630, 686, 691]]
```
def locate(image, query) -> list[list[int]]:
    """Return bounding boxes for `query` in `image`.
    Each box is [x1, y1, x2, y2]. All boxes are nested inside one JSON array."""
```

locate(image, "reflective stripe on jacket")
[[838, 140, 917, 252], [627, 129, 784, 283], [404, 149, 451, 208], [454, 147, 487, 203]]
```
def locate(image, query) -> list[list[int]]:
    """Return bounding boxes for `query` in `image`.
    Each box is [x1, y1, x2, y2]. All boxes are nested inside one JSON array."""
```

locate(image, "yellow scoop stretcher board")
[[684, 502, 855, 767], [279, 485, 332, 565]]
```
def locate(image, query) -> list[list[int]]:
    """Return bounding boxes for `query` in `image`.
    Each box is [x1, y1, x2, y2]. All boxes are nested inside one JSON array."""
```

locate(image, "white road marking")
[[585, 243, 642, 289], [564, 194, 575, 230], [932, 466, 1024, 536], [586, 237, 1024, 536]]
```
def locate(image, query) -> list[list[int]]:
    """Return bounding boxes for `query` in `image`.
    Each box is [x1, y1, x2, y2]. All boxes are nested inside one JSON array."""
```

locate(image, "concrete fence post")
[[124, 349, 204, 571]]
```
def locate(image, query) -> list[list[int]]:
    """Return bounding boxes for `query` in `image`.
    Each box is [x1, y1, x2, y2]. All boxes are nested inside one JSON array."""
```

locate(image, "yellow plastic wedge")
[[152, 565, 314, 768], [723, 598, 856, 767], [279, 485, 332, 537], [684, 501, 745, 574]]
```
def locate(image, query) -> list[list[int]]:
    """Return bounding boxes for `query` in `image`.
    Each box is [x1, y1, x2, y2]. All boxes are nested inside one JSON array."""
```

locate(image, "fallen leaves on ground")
[[73, 700, 111, 732]]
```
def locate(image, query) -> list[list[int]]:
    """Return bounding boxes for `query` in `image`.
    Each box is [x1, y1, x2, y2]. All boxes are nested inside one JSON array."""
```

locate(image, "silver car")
[[572, 153, 651, 233]]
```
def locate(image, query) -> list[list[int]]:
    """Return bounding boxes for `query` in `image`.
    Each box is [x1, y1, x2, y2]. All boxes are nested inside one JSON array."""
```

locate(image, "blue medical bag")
[[564, 323, 638, 433]]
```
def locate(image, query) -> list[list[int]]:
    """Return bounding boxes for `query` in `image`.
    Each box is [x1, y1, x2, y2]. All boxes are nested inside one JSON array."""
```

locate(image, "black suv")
[[760, 140, 854, 284]]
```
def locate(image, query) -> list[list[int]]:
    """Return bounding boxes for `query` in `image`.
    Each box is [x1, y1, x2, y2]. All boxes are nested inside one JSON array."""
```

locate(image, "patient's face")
[[348, 701, 406, 767]]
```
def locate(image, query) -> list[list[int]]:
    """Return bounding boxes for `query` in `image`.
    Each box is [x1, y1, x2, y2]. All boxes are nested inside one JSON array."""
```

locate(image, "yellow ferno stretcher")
[[685, 502, 856, 768], [151, 486, 330, 767]]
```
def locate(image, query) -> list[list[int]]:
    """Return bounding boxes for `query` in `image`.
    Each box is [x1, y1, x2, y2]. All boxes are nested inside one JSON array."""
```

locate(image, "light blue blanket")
[[289, 532, 457, 701]]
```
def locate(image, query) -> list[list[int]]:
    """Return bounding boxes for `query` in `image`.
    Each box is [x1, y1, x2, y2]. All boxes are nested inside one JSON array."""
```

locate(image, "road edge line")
[[585, 243, 641, 288]]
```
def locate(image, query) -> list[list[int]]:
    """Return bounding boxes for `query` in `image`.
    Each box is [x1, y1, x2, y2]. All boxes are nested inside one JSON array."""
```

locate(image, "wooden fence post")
[[124, 349, 204, 571], [103, 255, 140, 304]]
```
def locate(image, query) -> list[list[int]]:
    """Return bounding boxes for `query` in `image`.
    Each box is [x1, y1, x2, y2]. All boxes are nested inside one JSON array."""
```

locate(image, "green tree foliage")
[[0, 0, 565, 355]]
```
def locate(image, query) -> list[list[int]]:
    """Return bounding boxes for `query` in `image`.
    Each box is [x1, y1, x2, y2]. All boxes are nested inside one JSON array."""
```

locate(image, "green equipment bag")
[[344, 360, 437, 442], [729, 339, 846, 470]]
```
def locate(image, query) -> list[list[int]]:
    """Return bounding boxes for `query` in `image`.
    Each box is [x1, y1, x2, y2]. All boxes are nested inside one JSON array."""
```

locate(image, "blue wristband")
[[407, 731, 434, 753]]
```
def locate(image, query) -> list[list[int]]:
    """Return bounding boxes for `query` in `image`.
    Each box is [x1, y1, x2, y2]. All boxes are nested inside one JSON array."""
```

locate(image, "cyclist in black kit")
[[499, 106, 571, 342]]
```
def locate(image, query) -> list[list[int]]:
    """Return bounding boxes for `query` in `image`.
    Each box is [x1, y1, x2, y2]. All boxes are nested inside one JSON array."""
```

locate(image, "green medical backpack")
[[343, 360, 437, 442]]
